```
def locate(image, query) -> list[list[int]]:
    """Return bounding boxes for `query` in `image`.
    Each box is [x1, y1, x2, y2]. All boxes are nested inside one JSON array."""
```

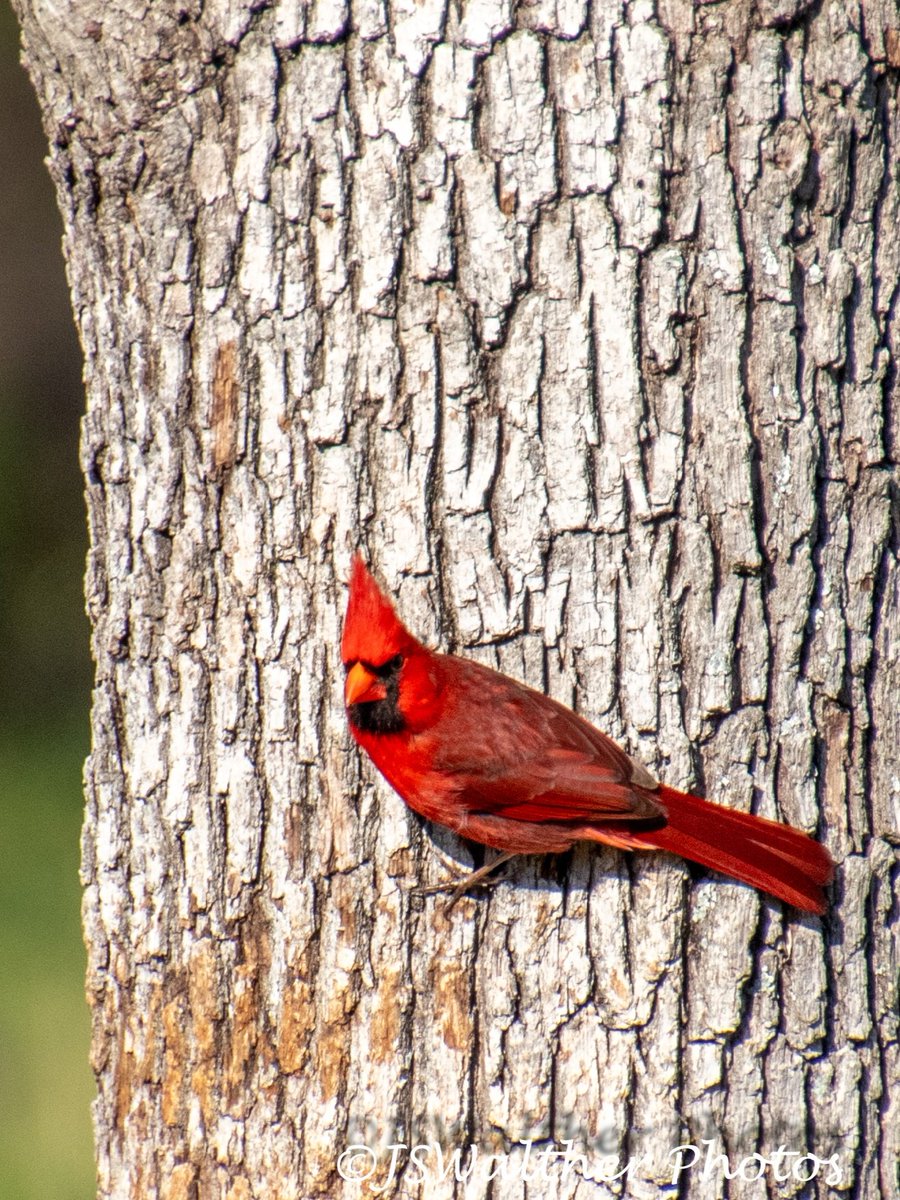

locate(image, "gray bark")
[[13, 0, 900, 1196]]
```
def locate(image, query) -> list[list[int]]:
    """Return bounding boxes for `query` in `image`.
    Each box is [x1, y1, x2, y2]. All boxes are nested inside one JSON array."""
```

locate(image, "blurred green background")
[[1, 4, 95, 1198]]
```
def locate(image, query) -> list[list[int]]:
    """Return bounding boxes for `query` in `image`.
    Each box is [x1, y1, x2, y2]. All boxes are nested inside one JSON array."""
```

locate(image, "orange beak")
[[344, 662, 384, 707]]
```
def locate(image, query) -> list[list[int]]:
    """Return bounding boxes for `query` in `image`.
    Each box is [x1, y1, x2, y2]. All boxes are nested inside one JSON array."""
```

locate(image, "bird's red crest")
[[341, 555, 417, 667]]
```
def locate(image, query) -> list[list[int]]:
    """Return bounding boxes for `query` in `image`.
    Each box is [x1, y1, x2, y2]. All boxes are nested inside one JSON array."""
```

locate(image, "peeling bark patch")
[[160, 1164, 197, 1200], [162, 994, 188, 1127], [315, 1009, 352, 1102], [188, 940, 221, 1128], [276, 979, 315, 1074], [114, 983, 165, 1133], [368, 967, 403, 1063], [225, 963, 261, 1104], [822, 701, 850, 821], [212, 340, 239, 470], [113, 1017, 135, 1133], [431, 961, 471, 1052]]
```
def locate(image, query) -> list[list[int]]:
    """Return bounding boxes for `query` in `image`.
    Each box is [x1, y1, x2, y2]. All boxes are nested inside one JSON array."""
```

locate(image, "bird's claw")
[[411, 852, 517, 913]]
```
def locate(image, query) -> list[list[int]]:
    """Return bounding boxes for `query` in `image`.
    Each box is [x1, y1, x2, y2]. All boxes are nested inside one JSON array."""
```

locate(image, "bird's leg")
[[413, 851, 517, 912]]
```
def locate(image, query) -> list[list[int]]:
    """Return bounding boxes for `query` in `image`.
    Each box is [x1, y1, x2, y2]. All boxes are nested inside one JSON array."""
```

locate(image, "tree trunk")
[[14, 0, 899, 1196]]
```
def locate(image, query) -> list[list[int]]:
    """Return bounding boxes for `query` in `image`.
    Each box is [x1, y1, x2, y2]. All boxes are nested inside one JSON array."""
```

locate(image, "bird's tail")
[[626, 785, 834, 913]]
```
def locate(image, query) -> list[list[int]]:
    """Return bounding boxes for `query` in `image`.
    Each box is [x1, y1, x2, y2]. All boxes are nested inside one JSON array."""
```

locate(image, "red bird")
[[341, 556, 834, 913]]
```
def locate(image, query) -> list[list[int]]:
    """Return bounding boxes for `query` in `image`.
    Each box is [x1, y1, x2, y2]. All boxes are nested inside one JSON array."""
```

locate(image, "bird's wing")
[[431, 657, 663, 824]]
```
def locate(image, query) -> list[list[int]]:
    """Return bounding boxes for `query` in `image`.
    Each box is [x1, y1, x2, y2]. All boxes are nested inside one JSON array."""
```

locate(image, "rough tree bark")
[[13, 0, 900, 1197]]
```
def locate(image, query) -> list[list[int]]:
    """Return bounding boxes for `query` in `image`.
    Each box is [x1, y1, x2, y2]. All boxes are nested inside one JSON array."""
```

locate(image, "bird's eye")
[[371, 653, 403, 676]]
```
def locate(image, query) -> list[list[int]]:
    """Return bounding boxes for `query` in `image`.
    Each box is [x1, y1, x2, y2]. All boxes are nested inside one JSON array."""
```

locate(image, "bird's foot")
[[412, 852, 517, 913]]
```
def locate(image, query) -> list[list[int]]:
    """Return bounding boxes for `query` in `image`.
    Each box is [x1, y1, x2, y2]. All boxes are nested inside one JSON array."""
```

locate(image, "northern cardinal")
[[341, 556, 833, 913]]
